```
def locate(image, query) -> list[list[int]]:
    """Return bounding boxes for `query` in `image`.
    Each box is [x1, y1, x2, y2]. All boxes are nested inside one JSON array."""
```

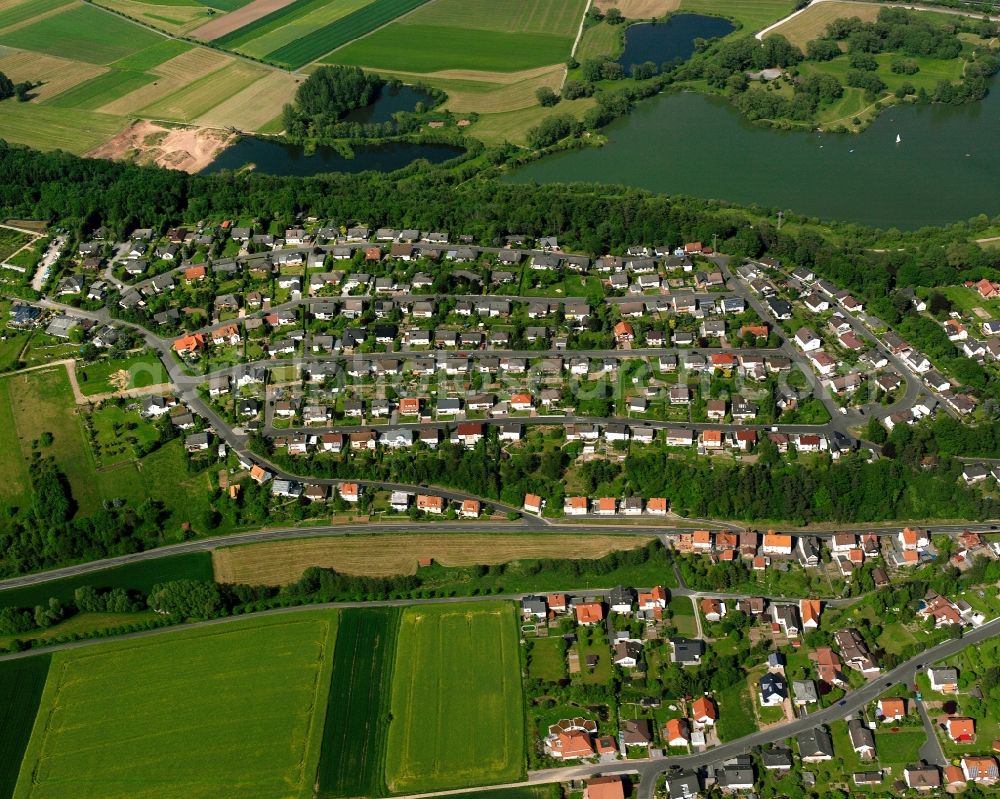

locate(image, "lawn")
[[669, 595, 697, 636], [88, 405, 164, 466], [76, 353, 167, 395], [212, 533, 654, 583], [467, 97, 596, 145], [575, 21, 623, 61], [874, 728, 926, 764], [0, 656, 50, 799], [385, 602, 525, 793], [527, 636, 567, 682], [0, 4, 164, 64], [13, 612, 338, 799], [679, 0, 795, 32], [715, 682, 755, 741], [316, 607, 400, 798], [0, 553, 213, 611], [0, 367, 102, 515]]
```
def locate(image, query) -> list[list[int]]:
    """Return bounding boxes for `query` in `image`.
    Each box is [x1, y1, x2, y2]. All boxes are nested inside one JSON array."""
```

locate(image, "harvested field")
[[46, 68, 155, 110], [85, 120, 236, 173], [0, 50, 105, 103], [212, 533, 652, 584], [194, 69, 299, 129], [189, 0, 297, 40], [594, 0, 678, 17], [0, 102, 126, 154], [765, 0, 881, 48], [97, 47, 231, 115], [138, 60, 269, 121]]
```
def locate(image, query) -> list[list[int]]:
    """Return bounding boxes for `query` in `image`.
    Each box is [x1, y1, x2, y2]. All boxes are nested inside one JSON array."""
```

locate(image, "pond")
[[618, 14, 736, 70], [508, 86, 1000, 229], [342, 84, 438, 125], [201, 137, 464, 177]]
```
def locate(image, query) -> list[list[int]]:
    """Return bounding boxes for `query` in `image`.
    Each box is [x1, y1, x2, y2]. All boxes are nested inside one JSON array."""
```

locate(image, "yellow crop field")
[[193, 69, 299, 130], [0, 49, 105, 102], [212, 532, 653, 584], [765, 0, 882, 48], [97, 48, 232, 115], [139, 60, 269, 122]]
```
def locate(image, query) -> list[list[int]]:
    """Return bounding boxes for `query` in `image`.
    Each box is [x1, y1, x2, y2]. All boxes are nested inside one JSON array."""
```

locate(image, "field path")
[[759, 0, 999, 39]]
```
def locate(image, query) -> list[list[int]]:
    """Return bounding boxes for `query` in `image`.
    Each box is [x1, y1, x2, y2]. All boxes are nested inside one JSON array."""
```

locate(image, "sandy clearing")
[[188, 0, 297, 41], [370, 62, 564, 85], [193, 69, 300, 130], [0, 50, 105, 102], [212, 533, 654, 584], [86, 120, 236, 173], [594, 0, 679, 17]]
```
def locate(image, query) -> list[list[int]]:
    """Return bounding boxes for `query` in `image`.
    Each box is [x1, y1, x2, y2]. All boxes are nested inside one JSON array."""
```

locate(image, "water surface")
[[509, 87, 1000, 229], [618, 14, 737, 69]]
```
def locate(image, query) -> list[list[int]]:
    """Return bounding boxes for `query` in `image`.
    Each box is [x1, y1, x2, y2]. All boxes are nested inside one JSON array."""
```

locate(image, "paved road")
[[1, 517, 996, 594], [916, 697, 947, 766]]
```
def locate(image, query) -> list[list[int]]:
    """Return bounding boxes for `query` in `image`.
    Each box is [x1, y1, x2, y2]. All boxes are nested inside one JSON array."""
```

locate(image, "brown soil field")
[[86, 120, 236, 172], [188, 0, 297, 40], [212, 533, 654, 584], [594, 0, 679, 18]]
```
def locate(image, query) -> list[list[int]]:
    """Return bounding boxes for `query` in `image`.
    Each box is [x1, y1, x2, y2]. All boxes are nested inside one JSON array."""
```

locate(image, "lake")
[[509, 87, 1000, 229], [342, 84, 438, 125], [201, 137, 464, 177], [618, 14, 736, 69]]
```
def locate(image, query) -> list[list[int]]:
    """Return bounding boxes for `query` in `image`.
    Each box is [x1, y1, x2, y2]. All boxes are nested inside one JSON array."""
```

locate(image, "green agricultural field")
[[0, 0, 71, 32], [215, 0, 335, 47], [0, 553, 214, 611], [316, 607, 400, 798], [13, 612, 338, 799], [332, 26, 573, 73], [0, 103, 125, 154], [327, 0, 585, 73], [0, 656, 50, 799], [233, 0, 372, 59], [0, 5, 163, 64], [46, 70, 156, 110], [385, 602, 525, 793], [110, 38, 191, 70], [273, 0, 430, 68], [679, 0, 795, 32], [575, 21, 623, 61]]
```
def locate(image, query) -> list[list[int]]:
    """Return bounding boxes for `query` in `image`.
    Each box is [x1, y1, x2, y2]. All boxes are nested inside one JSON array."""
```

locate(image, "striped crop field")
[[315, 607, 400, 798], [384, 602, 525, 793], [0, 656, 50, 799]]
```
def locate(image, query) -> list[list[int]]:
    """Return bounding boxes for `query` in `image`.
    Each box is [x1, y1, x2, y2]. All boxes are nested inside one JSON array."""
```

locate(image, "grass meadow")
[[316, 607, 400, 797], [0, 656, 50, 799], [385, 602, 525, 793], [13, 613, 338, 799], [679, 0, 795, 32]]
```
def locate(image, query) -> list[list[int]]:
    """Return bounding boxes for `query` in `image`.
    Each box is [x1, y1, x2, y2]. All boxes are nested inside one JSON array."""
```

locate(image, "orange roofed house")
[[647, 497, 668, 515], [548, 730, 594, 760], [949, 717, 976, 743], [692, 696, 717, 726], [762, 532, 793, 556], [585, 776, 625, 799], [416, 494, 444, 514], [597, 497, 617, 515], [172, 332, 206, 355], [460, 499, 480, 518], [184, 264, 206, 283], [524, 493, 543, 514], [614, 320, 634, 342], [692, 529, 713, 552], [800, 599, 822, 630], [638, 586, 668, 610], [576, 601, 604, 625], [339, 483, 360, 502], [878, 698, 906, 723]]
